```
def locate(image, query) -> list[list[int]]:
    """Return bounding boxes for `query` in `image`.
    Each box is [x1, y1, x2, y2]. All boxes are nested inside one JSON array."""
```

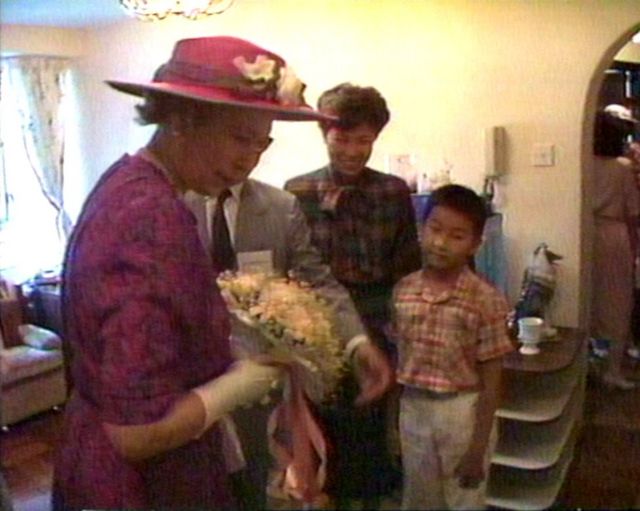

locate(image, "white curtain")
[[2, 56, 72, 239]]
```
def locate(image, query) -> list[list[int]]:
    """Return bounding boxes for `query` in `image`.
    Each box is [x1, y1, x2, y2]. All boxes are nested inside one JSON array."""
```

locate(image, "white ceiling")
[[0, 0, 129, 28]]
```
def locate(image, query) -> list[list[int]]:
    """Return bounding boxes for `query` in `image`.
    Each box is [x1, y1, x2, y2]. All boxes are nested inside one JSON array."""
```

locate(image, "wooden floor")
[[2, 357, 640, 511]]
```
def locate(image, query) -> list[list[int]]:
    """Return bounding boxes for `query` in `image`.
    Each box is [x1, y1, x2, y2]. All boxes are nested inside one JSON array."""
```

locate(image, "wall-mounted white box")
[[484, 126, 507, 177]]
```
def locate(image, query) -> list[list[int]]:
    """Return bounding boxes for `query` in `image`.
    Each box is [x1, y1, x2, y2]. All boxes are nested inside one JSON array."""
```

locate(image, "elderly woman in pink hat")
[[52, 36, 387, 510]]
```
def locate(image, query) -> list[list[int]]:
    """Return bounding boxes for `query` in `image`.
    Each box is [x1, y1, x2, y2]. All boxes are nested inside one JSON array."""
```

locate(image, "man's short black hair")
[[423, 184, 488, 238]]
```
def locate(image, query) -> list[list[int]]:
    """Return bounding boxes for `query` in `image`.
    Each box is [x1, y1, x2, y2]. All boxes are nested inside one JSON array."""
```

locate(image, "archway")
[[579, 25, 640, 331]]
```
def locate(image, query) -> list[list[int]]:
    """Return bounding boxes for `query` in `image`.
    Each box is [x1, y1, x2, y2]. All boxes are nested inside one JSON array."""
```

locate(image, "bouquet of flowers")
[[217, 271, 347, 404], [218, 271, 348, 503]]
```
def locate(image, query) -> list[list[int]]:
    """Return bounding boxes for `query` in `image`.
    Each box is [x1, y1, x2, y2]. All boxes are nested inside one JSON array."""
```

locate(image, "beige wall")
[[1, 24, 86, 56], [2, 0, 640, 328], [616, 38, 640, 62]]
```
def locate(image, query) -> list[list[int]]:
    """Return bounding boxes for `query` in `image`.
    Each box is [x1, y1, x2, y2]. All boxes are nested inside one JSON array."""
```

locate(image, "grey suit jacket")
[[185, 179, 366, 344]]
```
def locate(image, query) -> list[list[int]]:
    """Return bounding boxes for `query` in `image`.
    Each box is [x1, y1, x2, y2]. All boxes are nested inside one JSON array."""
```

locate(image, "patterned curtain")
[[2, 56, 72, 239]]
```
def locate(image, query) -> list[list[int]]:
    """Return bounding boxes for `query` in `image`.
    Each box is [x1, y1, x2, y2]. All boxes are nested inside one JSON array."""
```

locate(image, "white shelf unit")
[[487, 337, 587, 510], [488, 430, 578, 511], [492, 379, 581, 469], [496, 351, 583, 422]]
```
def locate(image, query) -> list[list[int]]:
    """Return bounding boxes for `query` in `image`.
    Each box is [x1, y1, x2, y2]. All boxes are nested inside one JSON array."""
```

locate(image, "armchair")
[[0, 282, 66, 429]]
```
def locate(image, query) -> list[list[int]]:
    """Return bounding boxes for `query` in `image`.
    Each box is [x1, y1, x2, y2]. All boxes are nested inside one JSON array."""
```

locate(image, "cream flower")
[[276, 66, 304, 106], [233, 54, 277, 83]]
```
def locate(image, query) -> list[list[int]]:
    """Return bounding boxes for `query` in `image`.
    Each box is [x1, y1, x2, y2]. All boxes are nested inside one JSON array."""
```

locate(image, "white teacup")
[[518, 317, 544, 355]]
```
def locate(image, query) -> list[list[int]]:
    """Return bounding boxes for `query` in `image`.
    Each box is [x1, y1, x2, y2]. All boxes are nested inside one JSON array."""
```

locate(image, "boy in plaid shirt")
[[391, 184, 514, 510]]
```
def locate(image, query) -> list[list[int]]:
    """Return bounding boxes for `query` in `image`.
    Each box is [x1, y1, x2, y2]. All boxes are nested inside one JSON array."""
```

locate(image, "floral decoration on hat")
[[233, 55, 277, 83], [277, 66, 306, 106], [106, 36, 333, 122], [233, 54, 306, 107]]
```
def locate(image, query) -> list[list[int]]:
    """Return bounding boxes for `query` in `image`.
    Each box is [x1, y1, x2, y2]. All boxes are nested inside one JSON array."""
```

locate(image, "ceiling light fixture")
[[119, 0, 234, 21]]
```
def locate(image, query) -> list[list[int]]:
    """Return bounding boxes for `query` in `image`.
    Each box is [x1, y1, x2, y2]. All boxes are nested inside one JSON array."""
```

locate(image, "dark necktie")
[[211, 189, 237, 272]]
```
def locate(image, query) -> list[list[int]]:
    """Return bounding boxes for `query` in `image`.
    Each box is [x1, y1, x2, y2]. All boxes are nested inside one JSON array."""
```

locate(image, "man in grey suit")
[[186, 179, 366, 345], [184, 179, 391, 509]]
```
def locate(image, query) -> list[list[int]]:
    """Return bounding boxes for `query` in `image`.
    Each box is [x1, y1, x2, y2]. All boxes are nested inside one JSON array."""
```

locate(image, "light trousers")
[[399, 387, 497, 510]]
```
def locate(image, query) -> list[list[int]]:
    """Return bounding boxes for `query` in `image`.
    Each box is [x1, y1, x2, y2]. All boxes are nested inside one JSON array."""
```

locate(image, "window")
[[0, 57, 71, 283]]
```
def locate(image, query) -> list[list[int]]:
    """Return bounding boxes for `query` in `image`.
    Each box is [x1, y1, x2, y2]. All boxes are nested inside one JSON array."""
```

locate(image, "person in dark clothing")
[[285, 83, 422, 508]]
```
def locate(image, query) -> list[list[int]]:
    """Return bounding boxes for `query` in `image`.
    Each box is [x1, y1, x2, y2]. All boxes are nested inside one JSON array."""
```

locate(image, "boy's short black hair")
[[423, 184, 488, 238], [317, 82, 390, 135]]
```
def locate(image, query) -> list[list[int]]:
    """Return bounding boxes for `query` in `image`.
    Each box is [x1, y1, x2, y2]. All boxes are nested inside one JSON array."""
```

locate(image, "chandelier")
[[119, 0, 235, 21]]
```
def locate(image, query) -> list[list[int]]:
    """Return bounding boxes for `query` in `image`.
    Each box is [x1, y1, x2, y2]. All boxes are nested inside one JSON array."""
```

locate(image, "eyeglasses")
[[230, 132, 273, 152]]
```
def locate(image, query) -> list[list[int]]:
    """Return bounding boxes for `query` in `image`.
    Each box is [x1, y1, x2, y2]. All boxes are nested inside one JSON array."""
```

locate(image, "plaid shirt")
[[392, 267, 514, 392], [284, 166, 421, 287]]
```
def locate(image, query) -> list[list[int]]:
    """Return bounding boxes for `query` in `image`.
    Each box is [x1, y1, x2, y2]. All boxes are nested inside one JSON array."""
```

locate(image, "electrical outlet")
[[532, 143, 555, 167]]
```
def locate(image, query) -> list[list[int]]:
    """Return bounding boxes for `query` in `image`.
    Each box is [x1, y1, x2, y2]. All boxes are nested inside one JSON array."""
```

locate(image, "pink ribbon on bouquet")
[[267, 366, 329, 506]]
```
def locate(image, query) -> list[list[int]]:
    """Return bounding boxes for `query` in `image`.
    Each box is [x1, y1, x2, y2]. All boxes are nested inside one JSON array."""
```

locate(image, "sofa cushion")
[[1, 346, 63, 385], [19, 324, 62, 350]]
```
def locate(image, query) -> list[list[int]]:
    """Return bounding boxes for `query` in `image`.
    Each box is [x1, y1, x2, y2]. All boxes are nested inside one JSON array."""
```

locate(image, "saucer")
[[519, 344, 540, 355]]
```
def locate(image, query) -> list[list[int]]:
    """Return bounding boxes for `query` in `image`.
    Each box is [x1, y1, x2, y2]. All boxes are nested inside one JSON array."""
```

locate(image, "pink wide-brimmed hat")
[[107, 36, 333, 122]]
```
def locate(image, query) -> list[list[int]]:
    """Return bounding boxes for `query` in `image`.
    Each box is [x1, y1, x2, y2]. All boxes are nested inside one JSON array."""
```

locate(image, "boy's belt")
[[402, 385, 460, 400]]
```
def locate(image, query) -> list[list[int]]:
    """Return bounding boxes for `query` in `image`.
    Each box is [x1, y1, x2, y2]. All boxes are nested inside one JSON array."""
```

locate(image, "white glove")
[[192, 359, 281, 437]]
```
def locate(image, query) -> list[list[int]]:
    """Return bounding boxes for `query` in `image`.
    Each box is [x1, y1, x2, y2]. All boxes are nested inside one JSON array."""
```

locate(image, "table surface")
[[503, 327, 585, 373]]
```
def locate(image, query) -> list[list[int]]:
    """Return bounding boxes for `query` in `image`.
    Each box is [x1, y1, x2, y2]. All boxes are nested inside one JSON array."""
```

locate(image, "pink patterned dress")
[[53, 154, 235, 509]]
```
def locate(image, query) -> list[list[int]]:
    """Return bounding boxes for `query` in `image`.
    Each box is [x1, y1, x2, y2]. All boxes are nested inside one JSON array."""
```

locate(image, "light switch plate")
[[532, 143, 555, 167]]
